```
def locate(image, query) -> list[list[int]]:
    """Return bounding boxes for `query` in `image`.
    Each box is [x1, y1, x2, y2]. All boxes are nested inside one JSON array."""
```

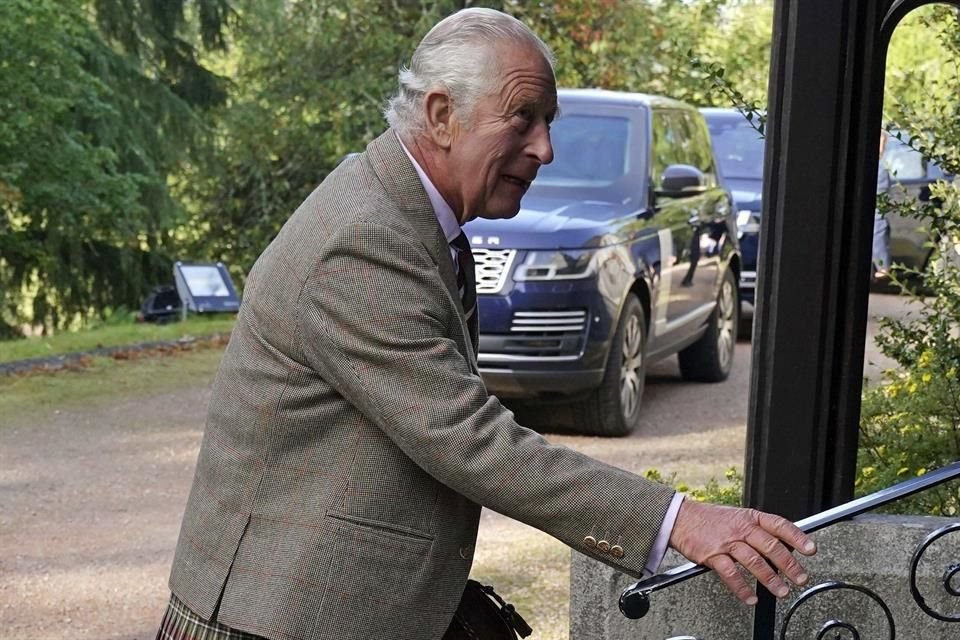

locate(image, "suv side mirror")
[[656, 164, 707, 198]]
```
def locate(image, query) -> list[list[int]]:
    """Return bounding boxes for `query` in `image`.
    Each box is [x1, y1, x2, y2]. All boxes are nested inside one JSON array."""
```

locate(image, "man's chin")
[[483, 203, 524, 221]]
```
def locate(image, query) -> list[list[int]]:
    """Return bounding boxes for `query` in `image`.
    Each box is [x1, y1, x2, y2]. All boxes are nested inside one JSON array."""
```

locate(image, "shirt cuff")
[[644, 492, 685, 576]]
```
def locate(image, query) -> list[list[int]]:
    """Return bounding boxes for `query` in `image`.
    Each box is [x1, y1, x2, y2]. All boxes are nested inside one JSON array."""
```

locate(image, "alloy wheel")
[[717, 278, 736, 372], [619, 313, 644, 420]]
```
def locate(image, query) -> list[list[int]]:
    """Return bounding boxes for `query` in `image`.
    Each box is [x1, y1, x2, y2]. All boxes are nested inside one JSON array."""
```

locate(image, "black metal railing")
[[619, 461, 960, 639]]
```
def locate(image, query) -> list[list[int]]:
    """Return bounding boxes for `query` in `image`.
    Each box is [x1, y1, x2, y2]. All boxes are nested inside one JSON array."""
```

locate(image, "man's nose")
[[529, 123, 554, 165]]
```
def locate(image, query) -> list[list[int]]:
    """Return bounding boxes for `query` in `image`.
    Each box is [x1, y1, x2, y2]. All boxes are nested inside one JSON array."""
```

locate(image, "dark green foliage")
[[93, 0, 233, 107], [180, 0, 474, 277], [0, 0, 230, 334]]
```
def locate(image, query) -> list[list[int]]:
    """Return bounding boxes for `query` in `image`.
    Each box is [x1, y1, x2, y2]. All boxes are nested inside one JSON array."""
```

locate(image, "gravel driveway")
[[0, 294, 912, 639]]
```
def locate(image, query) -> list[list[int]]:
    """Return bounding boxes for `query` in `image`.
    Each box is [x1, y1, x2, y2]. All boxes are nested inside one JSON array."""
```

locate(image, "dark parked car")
[[881, 134, 955, 271], [701, 112, 956, 300], [464, 89, 741, 436], [701, 107, 764, 321]]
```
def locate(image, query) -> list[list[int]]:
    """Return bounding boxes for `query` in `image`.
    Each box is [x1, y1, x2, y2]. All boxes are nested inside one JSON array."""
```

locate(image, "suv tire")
[[679, 268, 738, 382], [573, 294, 646, 436]]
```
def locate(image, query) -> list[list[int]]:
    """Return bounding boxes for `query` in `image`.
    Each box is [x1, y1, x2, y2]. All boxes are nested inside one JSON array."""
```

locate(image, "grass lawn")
[[0, 315, 236, 363], [0, 347, 228, 417]]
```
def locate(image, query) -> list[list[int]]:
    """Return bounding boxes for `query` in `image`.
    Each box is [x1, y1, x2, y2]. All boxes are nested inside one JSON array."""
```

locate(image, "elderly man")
[[156, 8, 815, 640]]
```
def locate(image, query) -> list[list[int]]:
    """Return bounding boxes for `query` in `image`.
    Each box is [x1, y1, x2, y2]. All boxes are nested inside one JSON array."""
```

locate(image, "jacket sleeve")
[[297, 221, 676, 577]]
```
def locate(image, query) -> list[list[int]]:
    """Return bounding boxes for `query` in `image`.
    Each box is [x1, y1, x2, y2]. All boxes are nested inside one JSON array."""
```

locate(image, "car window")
[[682, 111, 718, 183], [651, 110, 685, 189], [651, 110, 715, 187], [535, 114, 631, 187], [705, 117, 765, 180]]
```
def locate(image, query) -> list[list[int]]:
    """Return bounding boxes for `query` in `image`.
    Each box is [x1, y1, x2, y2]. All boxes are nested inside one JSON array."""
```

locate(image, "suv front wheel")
[[572, 294, 646, 436]]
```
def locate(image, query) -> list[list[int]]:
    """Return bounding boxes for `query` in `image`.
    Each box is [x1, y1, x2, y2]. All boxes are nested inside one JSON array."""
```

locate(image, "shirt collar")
[[396, 133, 462, 244]]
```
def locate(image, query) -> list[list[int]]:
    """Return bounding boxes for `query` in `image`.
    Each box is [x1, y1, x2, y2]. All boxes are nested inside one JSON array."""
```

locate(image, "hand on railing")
[[668, 500, 817, 605]]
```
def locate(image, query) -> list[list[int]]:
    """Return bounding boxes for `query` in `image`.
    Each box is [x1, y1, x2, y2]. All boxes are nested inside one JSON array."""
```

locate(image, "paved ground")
[[0, 293, 913, 639]]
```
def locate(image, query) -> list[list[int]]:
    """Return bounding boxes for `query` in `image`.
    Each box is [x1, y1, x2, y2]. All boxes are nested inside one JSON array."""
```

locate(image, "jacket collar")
[[366, 130, 451, 271], [365, 129, 479, 364]]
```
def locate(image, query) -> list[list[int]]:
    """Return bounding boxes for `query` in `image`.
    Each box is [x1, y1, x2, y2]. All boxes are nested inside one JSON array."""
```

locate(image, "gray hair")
[[384, 8, 555, 139]]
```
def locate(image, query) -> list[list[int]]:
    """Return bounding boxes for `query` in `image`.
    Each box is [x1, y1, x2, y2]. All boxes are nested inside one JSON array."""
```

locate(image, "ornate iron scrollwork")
[[617, 464, 960, 638], [779, 581, 895, 640], [815, 620, 860, 640], [908, 522, 960, 623]]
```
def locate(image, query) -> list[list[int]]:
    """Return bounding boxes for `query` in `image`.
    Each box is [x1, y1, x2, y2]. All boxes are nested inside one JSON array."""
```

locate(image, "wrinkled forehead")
[[486, 42, 558, 109]]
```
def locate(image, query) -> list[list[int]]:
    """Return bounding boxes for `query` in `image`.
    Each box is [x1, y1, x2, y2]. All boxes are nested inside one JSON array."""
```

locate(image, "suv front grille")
[[473, 248, 517, 294], [511, 310, 588, 333], [477, 309, 589, 361]]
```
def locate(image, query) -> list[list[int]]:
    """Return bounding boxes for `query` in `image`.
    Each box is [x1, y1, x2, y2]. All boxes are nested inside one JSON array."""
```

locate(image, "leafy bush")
[[855, 6, 960, 516], [857, 179, 960, 516], [645, 467, 744, 507]]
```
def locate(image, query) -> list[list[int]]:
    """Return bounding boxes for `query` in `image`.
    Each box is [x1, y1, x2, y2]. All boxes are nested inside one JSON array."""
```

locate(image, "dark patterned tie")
[[450, 231, 478, 347]]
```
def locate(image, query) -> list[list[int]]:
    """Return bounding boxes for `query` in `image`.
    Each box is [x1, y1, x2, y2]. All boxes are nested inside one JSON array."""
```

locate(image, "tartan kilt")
[[156, 593, 266, 640]]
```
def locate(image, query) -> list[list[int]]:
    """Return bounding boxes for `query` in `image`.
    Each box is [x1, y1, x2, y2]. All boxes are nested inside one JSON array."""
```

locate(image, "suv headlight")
[[513, 249, 597, 281]]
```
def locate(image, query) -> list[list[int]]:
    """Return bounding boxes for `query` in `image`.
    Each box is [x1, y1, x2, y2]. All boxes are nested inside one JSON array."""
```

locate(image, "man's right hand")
[[668, 499, 817, 605]]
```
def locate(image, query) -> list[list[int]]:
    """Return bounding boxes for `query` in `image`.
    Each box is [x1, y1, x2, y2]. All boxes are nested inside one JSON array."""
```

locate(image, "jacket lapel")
[[365, 130, 479, 370]]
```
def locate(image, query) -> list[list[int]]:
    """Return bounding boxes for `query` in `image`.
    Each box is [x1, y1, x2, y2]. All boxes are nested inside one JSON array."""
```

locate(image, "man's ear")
[[424, 89, 455, 149]]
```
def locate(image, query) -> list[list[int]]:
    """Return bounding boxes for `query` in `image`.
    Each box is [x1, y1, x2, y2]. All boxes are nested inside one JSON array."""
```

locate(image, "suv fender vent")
[[474, 249, 517, 294]]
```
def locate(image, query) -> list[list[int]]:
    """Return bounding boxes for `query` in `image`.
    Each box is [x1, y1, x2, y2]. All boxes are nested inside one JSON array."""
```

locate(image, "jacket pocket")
[[325, 510, 435, 544]]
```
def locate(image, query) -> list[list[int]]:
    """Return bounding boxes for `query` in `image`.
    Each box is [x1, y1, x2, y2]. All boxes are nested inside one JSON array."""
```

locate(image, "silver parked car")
[[882, 135, 956, 272]]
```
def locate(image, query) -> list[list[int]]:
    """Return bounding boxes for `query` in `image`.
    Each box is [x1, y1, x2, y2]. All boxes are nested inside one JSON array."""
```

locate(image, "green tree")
[[516, 0, 773, 106], [181, 0, 485, 276], [0, 0, 231, 336]]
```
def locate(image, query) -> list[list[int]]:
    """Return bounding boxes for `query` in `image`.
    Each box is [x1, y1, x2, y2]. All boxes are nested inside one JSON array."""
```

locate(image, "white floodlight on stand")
[[173, 261, 240, 321]]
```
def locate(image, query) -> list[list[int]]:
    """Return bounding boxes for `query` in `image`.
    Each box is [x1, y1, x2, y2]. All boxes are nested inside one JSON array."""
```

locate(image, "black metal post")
[[745, 0, 893, 519], [751, 588, 776, 640]]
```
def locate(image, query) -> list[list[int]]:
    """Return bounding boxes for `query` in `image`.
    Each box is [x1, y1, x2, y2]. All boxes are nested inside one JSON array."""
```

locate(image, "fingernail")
[[803, 541, 816, 553], [746, 595, 758, 606], [777, 586, 789, 597], [797, 573, 809, 585]]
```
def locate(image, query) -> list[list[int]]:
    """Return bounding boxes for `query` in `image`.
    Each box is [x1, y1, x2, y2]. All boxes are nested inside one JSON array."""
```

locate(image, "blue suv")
[[701, 107, 764, 325], [464, 89, 741, 436]]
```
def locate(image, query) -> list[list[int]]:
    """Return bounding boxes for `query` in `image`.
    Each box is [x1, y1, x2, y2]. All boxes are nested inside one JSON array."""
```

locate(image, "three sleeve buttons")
[[583, 534, 625, 559]]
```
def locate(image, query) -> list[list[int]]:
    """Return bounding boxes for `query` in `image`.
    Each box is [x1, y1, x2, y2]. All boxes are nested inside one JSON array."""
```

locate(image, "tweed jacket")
[[168, 130, 676, 640]]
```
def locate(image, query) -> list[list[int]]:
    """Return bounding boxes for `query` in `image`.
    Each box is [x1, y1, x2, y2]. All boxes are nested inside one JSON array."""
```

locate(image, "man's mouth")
[[503, 175, 531, 190]]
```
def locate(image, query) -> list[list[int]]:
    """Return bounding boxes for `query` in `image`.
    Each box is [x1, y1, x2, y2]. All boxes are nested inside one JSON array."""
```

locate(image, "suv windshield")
[[532, 114, 632, 190], [706, 118, 764, 180]]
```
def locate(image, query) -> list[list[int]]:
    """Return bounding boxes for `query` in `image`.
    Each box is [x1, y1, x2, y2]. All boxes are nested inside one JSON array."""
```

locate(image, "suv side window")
[[681, 111, 718, 186], [652, 109, 717, 188], [651, 110, 684, 190]]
